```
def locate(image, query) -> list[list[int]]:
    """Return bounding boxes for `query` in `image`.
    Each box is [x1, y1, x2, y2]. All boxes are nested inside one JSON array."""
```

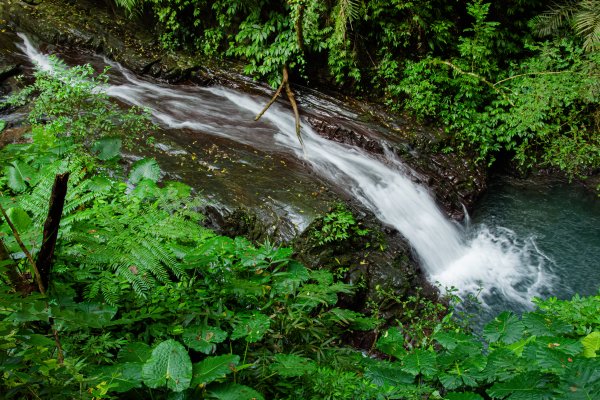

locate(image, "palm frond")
[[532, 1, 578, 36], [574, 1, 600, 51]]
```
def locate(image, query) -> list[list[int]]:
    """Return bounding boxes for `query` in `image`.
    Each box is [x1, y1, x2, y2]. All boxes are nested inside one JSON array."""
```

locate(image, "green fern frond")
[[113, 0, 142, 16]]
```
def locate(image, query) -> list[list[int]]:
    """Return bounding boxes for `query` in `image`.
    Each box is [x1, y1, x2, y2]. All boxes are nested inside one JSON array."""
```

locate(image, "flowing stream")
[[13, 33, 592, 317]]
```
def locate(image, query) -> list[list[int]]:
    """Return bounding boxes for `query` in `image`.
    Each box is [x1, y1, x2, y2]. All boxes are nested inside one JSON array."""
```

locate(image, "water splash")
[[16, 34, 556, 311]]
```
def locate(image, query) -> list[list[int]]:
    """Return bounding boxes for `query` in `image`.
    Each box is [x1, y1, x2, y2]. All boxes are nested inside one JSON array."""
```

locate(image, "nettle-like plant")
[[370, 292, 600, 399]]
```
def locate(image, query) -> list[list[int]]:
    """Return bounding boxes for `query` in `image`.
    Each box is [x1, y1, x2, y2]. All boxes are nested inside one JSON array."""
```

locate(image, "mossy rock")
[[293, 202, 437, 320]]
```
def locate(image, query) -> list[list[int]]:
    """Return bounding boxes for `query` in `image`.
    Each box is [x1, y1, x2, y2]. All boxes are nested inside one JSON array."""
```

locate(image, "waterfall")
[[15, 34, 556, 311]]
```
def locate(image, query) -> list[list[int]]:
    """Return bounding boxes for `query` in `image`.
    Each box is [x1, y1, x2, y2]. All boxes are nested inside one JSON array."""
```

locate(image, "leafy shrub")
[[5, 55, 152, 154], [312, 204, 370, 246]]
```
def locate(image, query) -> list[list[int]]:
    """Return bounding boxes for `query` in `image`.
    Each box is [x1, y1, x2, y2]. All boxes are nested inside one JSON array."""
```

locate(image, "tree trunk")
[[37, 172, 70, 291]]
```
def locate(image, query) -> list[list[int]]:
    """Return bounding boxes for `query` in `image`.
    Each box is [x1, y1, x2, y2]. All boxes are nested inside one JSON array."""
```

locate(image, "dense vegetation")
[[0, 45, 599, 399], [111, 0, 600, 185]]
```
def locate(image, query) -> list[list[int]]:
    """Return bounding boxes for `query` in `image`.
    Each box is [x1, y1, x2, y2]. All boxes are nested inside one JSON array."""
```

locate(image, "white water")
[[16, 34, 556, 310]]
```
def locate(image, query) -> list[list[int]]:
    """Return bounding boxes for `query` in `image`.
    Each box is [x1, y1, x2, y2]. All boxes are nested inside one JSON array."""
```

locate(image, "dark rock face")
[[307, 117, 385, 155], [0, 32, 22, 83], [0, 0, 213, 82], [0, 126, 30, 149]]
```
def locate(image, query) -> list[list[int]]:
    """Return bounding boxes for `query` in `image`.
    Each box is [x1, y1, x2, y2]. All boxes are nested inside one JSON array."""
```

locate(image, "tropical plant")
[[533, 0, 600, 51]]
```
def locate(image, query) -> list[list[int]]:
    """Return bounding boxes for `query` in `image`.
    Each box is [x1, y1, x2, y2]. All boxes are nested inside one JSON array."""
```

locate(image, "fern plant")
[[59, 167, 214, 304]]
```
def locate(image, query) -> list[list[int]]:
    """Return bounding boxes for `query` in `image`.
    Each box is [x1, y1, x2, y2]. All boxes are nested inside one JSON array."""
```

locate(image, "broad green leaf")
[[445, 393, 484, 400], [365, 361, 414, 387], [506, 336, 536, 357], [16, 333, 55, 347], [376, 327, 406, 359], [132, 179, 161, 199], [270, 354, 316, 377], [480, 348, 528, 382], [207, 383, 265, 400], [522, 340, 571, 371], [555, 358, 600, 399], [97, 362, 143, 393], [142, 339, 192, 392], [88, 176, 113, 192], [5, 161, 36, 192], [191, 354, 239, 387], [487, 372, 551, 400], [5, 298, 49, 322], [231, 312, 270, 343], [129, 158, 161, 184], [484, 312, 524, 344], [581, 331, 600, 358], [325, 307, 362, 325], [402, 349, 437, 378], [438, 353, 486, 389], [0, 120, 6, 132], [271, 261, 310, 295], [536, 336, 584, 356], [522, 312, 573, 336], [93, 137, 122, 160], [5, 207, 32, 232], [183, 325, 227, 354], [167, 392, 193, 400], [118, 342, 152, 363], [435, 331, 482, 353]]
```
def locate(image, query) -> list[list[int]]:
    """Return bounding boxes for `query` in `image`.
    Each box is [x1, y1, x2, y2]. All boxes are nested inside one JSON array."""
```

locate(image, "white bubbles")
[[432, 226, 554, 309]]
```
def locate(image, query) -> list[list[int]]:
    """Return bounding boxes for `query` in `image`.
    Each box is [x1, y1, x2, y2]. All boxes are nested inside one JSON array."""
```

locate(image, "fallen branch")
[[493, 70, 570, 86], [283, 65, 304, 147], [254, 80, 284, 122], [255, 65, 304, 148]]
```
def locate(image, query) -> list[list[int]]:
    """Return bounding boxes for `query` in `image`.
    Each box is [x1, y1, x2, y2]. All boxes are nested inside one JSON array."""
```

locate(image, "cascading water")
[[14, 34, 556, 314]]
